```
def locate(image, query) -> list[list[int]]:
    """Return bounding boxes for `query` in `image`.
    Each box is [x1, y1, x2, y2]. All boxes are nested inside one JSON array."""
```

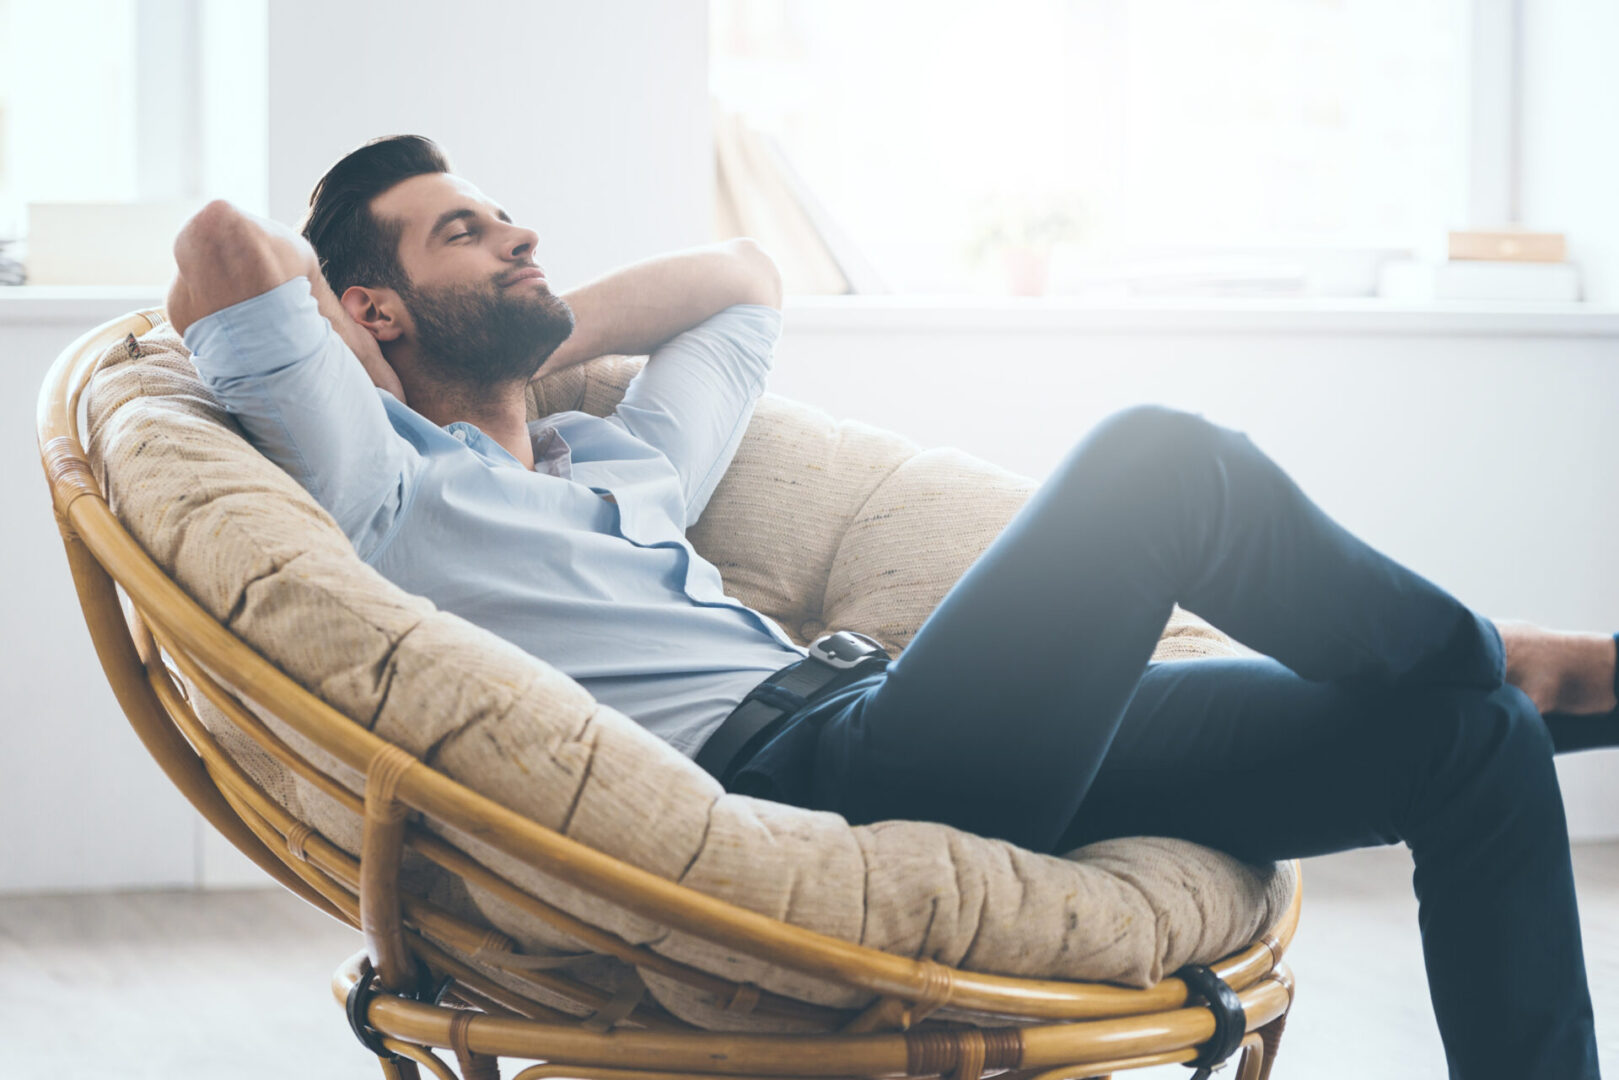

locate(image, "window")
[[0, 0, 140, 239], [0, 0, 266, 285], [711, 0, 1486, 297]]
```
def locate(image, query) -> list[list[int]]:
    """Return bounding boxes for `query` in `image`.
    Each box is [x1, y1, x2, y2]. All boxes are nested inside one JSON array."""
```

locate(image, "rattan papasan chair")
[[39, 307, 1300, 1080]]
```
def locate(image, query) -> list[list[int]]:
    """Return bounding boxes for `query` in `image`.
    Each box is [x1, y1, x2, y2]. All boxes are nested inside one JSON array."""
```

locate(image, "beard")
[[398, 274, 576, 389]]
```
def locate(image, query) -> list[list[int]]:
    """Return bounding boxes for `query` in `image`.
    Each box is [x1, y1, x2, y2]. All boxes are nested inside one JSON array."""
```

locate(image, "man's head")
[[302, 135, 574, 392]]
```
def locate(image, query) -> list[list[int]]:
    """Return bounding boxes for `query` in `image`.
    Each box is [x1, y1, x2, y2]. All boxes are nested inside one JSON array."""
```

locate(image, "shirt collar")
[[440, 419, 572, 479]]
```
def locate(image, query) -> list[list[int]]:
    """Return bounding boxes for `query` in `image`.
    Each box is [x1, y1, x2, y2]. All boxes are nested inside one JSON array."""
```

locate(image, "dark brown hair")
[[301, 135, 451, 296]]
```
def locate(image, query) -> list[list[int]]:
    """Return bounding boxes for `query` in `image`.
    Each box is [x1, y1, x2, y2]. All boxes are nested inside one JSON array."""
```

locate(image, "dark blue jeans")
[[727, 404, 1611, 1079]]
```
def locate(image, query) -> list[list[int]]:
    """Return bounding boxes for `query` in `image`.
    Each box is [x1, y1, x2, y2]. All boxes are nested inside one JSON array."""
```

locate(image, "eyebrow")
[[427, 205, 513, 243]]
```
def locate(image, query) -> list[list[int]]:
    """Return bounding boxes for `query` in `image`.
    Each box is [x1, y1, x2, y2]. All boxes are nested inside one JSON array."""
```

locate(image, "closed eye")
[[449, 230, 476, 242]]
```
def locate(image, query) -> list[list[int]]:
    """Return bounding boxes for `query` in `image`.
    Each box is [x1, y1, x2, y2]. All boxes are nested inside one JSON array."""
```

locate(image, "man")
[[168, 135, 1613, 1078]]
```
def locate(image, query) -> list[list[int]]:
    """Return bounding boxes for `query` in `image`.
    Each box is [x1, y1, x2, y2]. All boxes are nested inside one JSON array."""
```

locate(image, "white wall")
[[265, 0, 712, 282], [1521, 0, 1619, 304], [1, 297, 199, 894]]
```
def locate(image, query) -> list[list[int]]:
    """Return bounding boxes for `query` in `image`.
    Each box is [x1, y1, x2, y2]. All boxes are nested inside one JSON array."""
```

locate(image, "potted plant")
[[966, 189, 1089, 296]]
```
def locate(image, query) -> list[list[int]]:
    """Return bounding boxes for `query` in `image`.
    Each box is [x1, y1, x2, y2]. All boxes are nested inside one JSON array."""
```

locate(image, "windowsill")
[[0, 285, 167, 325], [6, 286, 1618, 338], [784, 294, 1619, 337]]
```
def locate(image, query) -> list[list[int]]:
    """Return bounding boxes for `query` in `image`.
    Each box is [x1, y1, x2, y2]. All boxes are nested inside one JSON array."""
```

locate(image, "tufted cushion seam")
[[674, 795, 721, 888], [816, 449, 915, 640], [416, 648, 543, 767], [554, 721, 603, 838]]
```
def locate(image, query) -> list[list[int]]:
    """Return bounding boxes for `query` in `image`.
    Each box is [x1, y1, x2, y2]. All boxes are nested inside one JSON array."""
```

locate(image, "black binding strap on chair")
[[346, 956, 447, 1061], [1176, 963, 1247, 1079]]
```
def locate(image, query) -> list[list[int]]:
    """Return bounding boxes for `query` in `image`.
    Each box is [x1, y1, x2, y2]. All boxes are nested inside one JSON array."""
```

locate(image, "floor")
[[2, 843, 1615, 1080]]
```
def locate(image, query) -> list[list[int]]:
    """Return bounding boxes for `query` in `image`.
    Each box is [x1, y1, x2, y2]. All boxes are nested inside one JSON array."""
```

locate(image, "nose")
[[505, 222, 541, 263]]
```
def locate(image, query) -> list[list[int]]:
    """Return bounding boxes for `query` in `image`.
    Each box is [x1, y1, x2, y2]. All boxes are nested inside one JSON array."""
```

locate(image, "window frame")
[[1468, 0, 1523, 227]]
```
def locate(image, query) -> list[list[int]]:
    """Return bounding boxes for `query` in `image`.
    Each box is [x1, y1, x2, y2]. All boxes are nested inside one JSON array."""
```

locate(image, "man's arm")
[[606, 303, 782, 525], [535, 238, 782, 378], [169, 200, 405, 400], [167, 200, 414, 557]]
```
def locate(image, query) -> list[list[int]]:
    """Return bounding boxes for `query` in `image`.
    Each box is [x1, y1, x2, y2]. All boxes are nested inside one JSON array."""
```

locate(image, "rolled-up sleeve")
[[182, 275, 413, 559], [607, 303, 782, 525]]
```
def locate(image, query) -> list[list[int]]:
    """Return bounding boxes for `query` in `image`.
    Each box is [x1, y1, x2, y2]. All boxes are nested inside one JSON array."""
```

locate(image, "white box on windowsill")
[[1377, 258, 1583, 303], [23, 201, 202, 287]]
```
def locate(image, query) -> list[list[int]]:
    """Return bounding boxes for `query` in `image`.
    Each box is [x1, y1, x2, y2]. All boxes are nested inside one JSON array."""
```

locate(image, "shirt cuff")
[[721, 303, 783, 337], [181, 275, 329, 377], [692, 303, 783, 372]]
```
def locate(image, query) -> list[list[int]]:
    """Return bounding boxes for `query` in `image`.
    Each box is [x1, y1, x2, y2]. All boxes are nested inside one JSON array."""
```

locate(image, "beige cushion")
[[86, 321, 1293, 1032]]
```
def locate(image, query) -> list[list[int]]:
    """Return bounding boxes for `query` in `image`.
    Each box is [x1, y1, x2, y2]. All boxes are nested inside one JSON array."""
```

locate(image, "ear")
[[340, 284, 406, 343]]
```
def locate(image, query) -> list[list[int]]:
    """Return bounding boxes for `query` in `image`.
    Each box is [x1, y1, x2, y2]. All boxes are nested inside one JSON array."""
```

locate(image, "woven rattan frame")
[[39, 309, 1301, 1080]]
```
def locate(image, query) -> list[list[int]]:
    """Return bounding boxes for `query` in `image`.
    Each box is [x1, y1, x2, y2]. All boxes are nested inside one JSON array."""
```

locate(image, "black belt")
[[695, 630, 890, 786]]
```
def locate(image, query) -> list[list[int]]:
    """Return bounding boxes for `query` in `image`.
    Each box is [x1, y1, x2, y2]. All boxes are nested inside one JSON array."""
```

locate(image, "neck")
[[407, 375, 535, 469]]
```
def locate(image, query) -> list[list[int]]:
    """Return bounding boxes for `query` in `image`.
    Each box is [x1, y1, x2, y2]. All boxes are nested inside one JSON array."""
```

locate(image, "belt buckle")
[[808, 630, 888, 670]]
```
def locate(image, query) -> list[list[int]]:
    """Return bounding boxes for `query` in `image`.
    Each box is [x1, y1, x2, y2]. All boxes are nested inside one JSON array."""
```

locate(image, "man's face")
[[370, 172, 575, 387]]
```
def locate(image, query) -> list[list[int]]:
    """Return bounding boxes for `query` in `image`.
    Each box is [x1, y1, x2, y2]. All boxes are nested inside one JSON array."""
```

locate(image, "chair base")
[[334, 950, 1295, 1080]]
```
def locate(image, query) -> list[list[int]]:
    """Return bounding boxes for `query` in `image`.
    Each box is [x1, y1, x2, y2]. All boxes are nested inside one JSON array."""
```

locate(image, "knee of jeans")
[[1061, 404, 1218, 493], [1092, 403, 1213, 450], [1399, 684, 1560, 841]]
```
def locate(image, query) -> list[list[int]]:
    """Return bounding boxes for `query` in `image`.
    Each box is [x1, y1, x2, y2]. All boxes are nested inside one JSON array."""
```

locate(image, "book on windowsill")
[[1377, 258, 1582, 303], [1448, 228, 1566, 263]]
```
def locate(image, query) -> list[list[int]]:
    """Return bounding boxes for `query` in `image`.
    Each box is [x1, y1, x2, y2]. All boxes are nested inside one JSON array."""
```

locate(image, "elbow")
[[726, 236, 784, 309], [174, 199, 313, 282], [169, 200, 316, 335], [169, 202, 247, 335], [173, 200, 243, 269]]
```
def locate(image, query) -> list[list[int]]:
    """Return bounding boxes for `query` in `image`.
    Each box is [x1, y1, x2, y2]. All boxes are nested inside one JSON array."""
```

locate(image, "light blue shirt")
[[183, 276, 806, 757]]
